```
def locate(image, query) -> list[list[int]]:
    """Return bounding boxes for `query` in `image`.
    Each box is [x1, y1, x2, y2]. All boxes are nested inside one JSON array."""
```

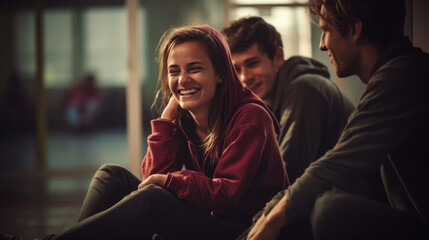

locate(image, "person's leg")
[[47, 184, 237, 240], [277, 218, 313, 239], [78, 164, 140, 221], [139, 185, 238, 240], [311, 189, 429, 240]]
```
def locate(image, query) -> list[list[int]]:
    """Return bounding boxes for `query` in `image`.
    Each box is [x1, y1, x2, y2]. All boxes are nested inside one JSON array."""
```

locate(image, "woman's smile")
[[178, 88, 201, 96]]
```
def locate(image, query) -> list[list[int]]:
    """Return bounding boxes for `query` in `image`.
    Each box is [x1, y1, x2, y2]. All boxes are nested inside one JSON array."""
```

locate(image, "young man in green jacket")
[[241, 0, 429, 239]]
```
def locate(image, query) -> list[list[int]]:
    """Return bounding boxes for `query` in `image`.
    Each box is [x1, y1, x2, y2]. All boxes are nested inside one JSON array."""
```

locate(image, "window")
[[44, 10, 74, 86], [13, 6, 147, 88], [83, 7, 127, 86]]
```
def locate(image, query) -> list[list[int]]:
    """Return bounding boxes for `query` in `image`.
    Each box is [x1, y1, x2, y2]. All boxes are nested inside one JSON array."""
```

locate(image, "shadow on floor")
[[0, 170, 93, 238]]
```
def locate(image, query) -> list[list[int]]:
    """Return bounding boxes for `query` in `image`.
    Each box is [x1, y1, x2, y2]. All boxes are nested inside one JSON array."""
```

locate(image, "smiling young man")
[[222, 16, 355, 184], [238, 0, 429, 239]]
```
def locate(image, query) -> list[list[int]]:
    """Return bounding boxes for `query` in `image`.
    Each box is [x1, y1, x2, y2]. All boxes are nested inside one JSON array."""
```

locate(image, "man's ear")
[[274, 46, 284, 67], [351, 20, 363, 43]]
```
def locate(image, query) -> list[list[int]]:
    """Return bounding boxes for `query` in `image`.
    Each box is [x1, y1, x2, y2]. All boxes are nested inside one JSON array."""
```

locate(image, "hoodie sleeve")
[[163, 103, 285, 210], [141, 119, 184, 180]]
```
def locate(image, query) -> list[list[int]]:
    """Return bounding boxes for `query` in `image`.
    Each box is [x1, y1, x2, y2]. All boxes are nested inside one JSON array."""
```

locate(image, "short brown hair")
[[221, 16, 282, 60], [309, 0, 405, 47]]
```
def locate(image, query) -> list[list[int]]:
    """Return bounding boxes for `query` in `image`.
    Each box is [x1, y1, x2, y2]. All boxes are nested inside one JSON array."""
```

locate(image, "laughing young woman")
[[0, 26, 287, 240]]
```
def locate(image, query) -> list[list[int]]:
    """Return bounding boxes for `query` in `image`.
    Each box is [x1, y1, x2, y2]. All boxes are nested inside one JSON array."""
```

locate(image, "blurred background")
[[0, 0, 428, 238]]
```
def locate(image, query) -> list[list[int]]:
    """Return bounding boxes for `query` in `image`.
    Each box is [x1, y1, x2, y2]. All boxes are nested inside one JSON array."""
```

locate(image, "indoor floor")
[[0, 130, 135, 238]]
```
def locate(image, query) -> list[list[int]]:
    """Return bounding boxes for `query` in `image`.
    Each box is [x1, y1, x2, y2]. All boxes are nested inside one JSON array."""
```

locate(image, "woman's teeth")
[[179, 88, 199, 95]]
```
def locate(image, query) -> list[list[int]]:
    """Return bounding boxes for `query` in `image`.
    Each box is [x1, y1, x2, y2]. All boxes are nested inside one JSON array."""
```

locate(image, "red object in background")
[[63, 74, 102, 130]]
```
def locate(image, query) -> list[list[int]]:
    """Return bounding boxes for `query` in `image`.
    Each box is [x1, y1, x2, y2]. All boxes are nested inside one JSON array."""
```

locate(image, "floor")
[[0, 130, 142, 238], [0, 172, 92, 238]]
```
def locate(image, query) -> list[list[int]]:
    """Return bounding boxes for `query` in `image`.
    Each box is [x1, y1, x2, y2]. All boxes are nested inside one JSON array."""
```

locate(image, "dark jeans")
[[311, 189, 429, 240], [237, 189, 428, 240], [46, 164, 237, 240]]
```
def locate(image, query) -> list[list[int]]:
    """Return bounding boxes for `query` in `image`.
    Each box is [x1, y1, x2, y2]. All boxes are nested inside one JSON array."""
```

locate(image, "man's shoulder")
[[374, 49, 429, 85], [365, 48, 429, 106], [278, 56, 332, 90], [278, 72, 340, 101], [274, 69, 354, 115], [281, 56, 330, 78], [380, 45, 429, 73]]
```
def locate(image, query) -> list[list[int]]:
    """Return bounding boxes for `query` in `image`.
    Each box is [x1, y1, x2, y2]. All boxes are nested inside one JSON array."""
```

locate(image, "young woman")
[[0, 25, 287, 240]]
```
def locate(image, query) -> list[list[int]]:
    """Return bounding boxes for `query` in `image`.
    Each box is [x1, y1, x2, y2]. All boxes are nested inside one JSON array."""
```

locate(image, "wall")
[[410, 0, 429, 52]]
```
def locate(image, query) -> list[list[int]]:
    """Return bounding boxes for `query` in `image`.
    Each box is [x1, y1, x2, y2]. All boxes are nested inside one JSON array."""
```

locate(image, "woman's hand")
[[247, 195, 289, 240], [161, 97, 181, 120], [138, 174, 167, 189]]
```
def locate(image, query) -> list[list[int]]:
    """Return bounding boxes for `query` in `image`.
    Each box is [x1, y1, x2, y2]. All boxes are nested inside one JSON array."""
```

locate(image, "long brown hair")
[[153, 26, 228, 164]]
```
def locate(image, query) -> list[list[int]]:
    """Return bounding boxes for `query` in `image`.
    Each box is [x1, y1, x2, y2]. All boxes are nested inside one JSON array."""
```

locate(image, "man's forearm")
[[246, 194, 291, 240], [264, 194, 290, 228]]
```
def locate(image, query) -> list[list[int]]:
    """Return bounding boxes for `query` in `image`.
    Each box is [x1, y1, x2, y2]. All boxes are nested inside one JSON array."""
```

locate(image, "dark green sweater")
[[263, 37, 429, 223]]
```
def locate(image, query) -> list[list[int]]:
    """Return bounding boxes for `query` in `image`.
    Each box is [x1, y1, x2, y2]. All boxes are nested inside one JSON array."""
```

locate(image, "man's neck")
[[358, 44, 383, 84]]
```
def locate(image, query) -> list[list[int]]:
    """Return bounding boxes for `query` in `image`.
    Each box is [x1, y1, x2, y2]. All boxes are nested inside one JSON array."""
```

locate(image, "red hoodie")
[[141, 25, 288, 232]]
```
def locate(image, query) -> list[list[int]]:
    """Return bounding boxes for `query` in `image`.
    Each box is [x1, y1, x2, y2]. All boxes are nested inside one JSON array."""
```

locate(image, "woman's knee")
[[134, 184, 172, 203], [92, 164, 139, 191], [97, 163, 127, 175], [125, 184, 174, 215], [94, 164, 128, 180]]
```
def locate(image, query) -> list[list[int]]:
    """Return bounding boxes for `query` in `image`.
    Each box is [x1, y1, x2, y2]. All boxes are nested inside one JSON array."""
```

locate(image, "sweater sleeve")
[[284, 63, 427, 220], [141, 119, 184, 180], [164, 104, 281, 210]]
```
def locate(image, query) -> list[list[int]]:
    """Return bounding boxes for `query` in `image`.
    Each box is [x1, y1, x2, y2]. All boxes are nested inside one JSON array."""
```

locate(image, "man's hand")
[[138, 174, 167, 189], [247, 195, 290, 240]]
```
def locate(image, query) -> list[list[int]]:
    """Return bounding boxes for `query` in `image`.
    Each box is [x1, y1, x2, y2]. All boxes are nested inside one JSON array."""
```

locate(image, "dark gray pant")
[[237, 189, 428, 240], [46, 164, 237, 240], [311, 189, 428, 240]]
